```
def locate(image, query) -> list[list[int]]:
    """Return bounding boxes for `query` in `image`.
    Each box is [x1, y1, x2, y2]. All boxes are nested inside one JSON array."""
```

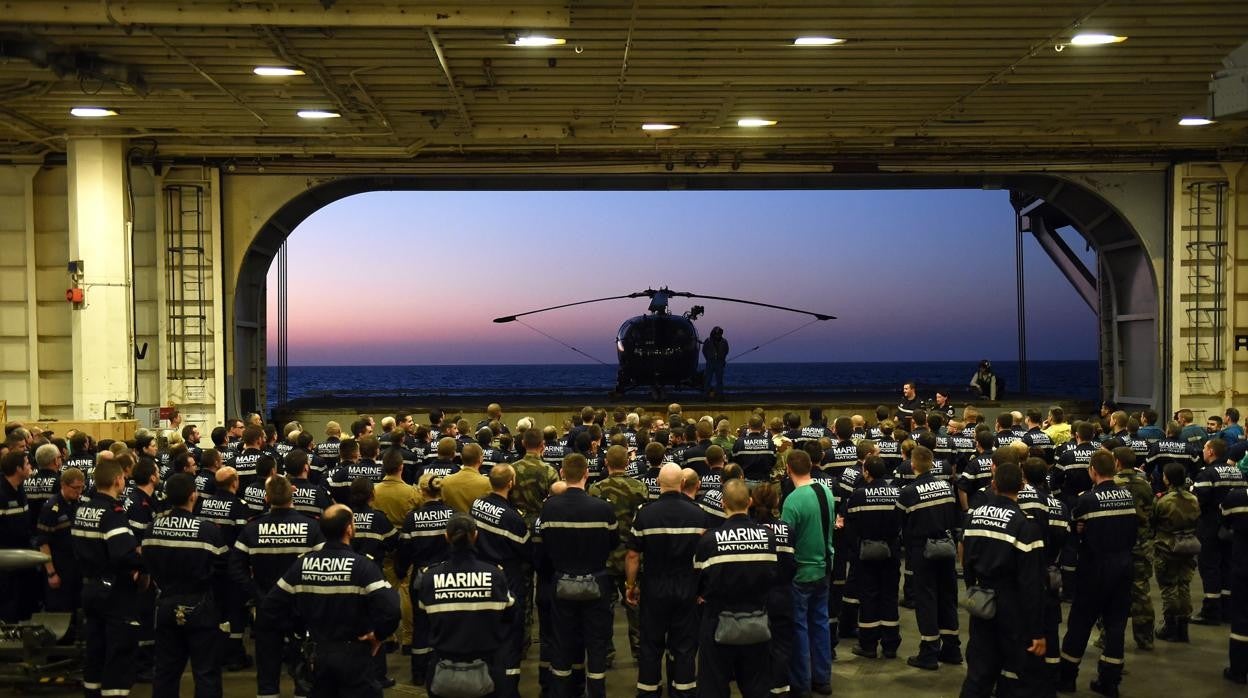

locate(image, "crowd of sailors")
[[1, 393, 1246, 698]]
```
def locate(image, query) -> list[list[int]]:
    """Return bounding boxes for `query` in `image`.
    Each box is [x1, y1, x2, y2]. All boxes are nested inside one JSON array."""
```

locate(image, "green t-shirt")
[[781, 481, 836, 583]]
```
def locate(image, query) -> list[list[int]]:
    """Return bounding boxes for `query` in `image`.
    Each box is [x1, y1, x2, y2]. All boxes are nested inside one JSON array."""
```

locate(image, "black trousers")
[[960, 588, 1039, 698], [697, 612, 770, 698], [81, 579, 137, 698], [907, 547, 961, 662], [856, 556, 901, 653], [495, 565, 528, 698], [1197, 533, 1233, 612], [256, 617, 306, 698], [153, 597, 222, 698], [1230, 565, 1248, 679], [311, 640, 382, 698], [838, 551, 861, 638], [637, 585, 699, 698], [550, 584, 613, 698], [1059, 556, 1131, 689], [827, 541, 849, 650], [767, 588, 794, 695], [536, 575, 556, 697]]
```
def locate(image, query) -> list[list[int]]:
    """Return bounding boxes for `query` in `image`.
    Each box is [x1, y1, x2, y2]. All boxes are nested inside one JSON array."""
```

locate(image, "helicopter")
[[493, 288, 834, 399]]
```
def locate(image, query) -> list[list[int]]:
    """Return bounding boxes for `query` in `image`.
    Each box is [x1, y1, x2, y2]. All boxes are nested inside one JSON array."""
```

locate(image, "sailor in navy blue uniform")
[[1022, 456, 1068, 692], [749, 482, 796, 697], [330, 437, 385, 504], [1052, 422, 1098, 599], [262, 504, 400, 698], [193, 466, 253, 669], [1191, 437, 1246, 626], [424, 437, 464, 479], [639, 442, 666, 501], [417, 514, 516, 697], [66, 432, 97, 481], [1221, 485, 1248, 685], [1058, 450, 1139, 697], [698, 445, 727, 494], [36, 467, 85, 613], [25, 443, 61, 531], [831, 438, 875, 646], [469, 464, 530, 697], [680, 421, 715, 477], [240, 455, 276, 518], [230, 475, 325, 698], [125, 457, 161, 678], [232, 425, 267, 488], [625, 463, 706, 698], [144, 473, 230, 697], [72, 458, 144, 698], [396, 474, 456, 683], [537, 453, 619, 698], [0, 451, 33, 623], [1145, 422, 1199, 493], [286, 450, 332, 518], [314, 424, 343, 483], [733, 416, 777, 484], [958, 431, 997, 510], [693, 479, 777, 698], [698, 464, 744, 528], [820, 418, 859, 484], [845, 456, 903, 659], [1021, 409, 1056, 464], [960, 461, 1047, 698], [895, 445, 962, 670]]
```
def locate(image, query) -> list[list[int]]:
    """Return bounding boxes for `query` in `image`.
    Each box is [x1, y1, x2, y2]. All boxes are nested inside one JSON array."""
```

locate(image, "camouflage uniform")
[[509, 452, 560, 660], [589, 472, 649, 659], [1114, 467, 1156, 649], [1151, 486, 1200, 638]]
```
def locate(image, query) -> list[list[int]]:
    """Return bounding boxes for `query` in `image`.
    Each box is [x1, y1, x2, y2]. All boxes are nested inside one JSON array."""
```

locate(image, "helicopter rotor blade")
[[665, 291, 835, 321], [492, 291, 653, 323]]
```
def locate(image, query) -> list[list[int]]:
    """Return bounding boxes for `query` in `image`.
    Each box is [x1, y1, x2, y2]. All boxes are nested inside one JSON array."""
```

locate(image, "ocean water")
[[269, 360, 1098, 410]]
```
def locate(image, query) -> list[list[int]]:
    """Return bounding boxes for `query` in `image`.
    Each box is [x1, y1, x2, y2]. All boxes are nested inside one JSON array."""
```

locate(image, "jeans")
[[790, 577, 831, 693], [704, 362, 724, 395]]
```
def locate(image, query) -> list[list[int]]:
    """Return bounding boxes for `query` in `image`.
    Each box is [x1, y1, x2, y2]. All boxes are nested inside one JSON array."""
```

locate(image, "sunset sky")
[[266, 188, 1098, 366]]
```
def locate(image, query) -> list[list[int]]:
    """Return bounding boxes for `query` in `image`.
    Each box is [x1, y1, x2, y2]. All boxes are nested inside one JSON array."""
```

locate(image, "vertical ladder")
[[164, 185, 209, 385], [1180, 181, 1227, 389]]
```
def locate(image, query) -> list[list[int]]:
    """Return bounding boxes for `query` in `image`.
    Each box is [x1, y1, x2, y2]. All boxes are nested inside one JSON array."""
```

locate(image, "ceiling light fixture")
[[70, 107, 118, 118], [642, 123, 680, 131], [1069, 33, 1128, 46], [737, 118, 777, 127], [793, 37, 845, 46], [254, 66, 305, 77], [1178, 117, 1215, 126], [513, 35, 566, 47], [297, 109, 340, 119]]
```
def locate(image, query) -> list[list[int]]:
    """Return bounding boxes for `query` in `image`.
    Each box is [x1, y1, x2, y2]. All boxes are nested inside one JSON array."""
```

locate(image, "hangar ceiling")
[[0, 0, 1246, 165]]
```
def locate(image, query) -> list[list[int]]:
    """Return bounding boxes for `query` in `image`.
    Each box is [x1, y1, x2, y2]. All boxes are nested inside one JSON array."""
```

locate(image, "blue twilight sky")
[[267, 189, 1097, 365]]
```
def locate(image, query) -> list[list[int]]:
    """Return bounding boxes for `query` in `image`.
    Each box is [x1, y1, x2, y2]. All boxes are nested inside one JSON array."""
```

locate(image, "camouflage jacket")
[[1151, 487, 1200, 553], [589, 474, 649, 574], [1113, 468, 1155, 546], [511, 454, 559, 529]]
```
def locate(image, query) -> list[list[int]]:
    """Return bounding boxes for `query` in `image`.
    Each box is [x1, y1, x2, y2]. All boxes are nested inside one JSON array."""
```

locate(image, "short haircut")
[[266, 475, 293, 507], [1025, 409, 1043, 425], [1112, 446, 1136, 470], [561, 453, 588, 482], [833, 416, 853, 441], [875, 405, 890, 422], [993, 461, 1023, 495], [1110, 410, 1128, 429], [864, 455, 887, 480], [1142, 409, 1158, 425], [723, 463, 744, 481], [339, 439, 359, 460], [461, 443, 483, 466], [359, 436, 380, 459], [856, 439, 877, 461], [1206, 437, 1228, 460], [321, 506, 353, 540], [705, 445, 725, 466], [911, 445, 934, 473], [133, 459, 158, 486], [1163, 462, 1187, 488], [181, 424, 197, 442], [991, 446, 1018, 467], [645, 441, 666, 466], [996, 413, 1013, 430], [605, 445, 628, 471], [976, 430, 995, 451], [256, 454, 277, 480], [523, 427, 543, 449], [1076, 422, 1095, 442], [1089, 450, 1116, 478], [489, 463, 515, 490], [1228, 407, 1241, 423], [199, 449, 221, 470], [382, 448, 404, 476], [722, 479, 751, 511], [284, 449, 309, 476], [164, 473, 197, 506], [35, 443, 60, 468], [787, 449, 812, 476], [93, 459, 124, 491], [349, 476, 374, 508], [1021, 457, 1047, 486], [0, 451, 27, 477], [242, 425, 264, 446], [216, 466, 238, 490], [437, 437, 457, 459], [61, 467, 85, 486]]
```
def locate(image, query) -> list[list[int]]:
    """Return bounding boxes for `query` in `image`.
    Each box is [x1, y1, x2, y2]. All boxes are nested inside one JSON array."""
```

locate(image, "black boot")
[[1089, 678, 1120, 697], [1176, 617, 1190, 642], [1155, 615, 1178, 642], [1192, 599, 1221, 625]]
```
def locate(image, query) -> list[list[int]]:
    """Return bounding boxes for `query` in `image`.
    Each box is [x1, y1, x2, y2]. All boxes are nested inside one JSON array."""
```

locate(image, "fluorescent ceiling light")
[[513, 36, 566, 47], [793, 37, 845, 46], [642, 123, 680, 131], [70, 107, 118, 118], [1179, 117, 1214, 126], [297, 109, 340, 119], [254, 66, 305, 77], [737, 118, 777, 127], [1069, 33, 1127, 46]]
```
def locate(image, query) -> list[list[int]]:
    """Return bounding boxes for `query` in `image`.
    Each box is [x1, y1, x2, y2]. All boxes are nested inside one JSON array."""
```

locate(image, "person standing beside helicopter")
[[703, 327, 729, 399]]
